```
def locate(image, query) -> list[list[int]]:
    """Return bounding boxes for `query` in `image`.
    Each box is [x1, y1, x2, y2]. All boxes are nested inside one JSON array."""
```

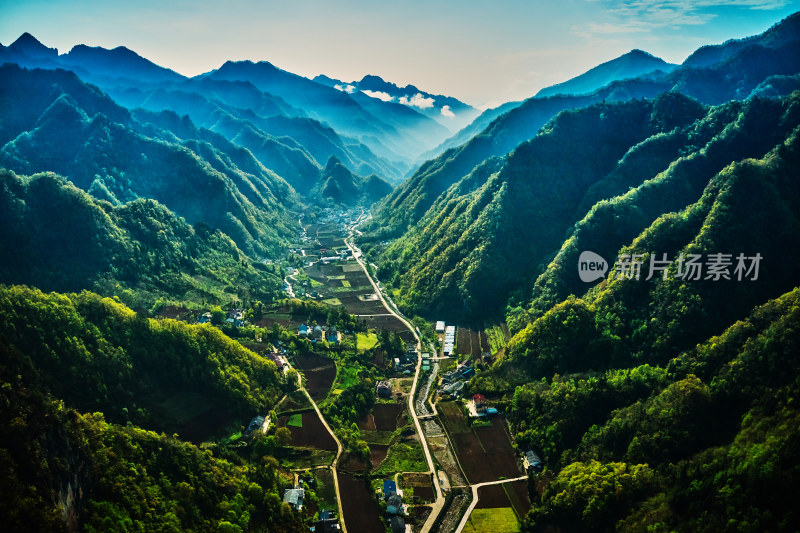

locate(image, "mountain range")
[[314, 73, 480, 133], [2, 10, 800, 532]]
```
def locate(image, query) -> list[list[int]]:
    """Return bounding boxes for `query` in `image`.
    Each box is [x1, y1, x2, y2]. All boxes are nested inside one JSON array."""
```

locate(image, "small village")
[[182, 207, 537, 533]]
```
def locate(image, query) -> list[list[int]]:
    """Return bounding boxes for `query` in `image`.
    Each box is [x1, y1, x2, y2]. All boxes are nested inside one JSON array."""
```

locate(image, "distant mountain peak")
[[535, 49, 675, 98], [9, 32, 58, 58]]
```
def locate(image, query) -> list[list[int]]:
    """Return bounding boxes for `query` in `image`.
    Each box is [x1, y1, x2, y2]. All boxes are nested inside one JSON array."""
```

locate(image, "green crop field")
[[464, 508, 519, 533]]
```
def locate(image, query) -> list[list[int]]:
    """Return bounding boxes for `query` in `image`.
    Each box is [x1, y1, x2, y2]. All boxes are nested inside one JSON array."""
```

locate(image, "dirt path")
[[453, 476, 529, 533], [287, 362, 347, 533]]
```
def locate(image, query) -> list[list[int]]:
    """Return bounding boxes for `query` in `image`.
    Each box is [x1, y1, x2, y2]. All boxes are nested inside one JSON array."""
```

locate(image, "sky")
[[1, 0, 799, 108]]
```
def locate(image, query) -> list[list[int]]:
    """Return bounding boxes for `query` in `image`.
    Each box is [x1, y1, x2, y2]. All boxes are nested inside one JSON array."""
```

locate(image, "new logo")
[[578, 251, 608, 283]]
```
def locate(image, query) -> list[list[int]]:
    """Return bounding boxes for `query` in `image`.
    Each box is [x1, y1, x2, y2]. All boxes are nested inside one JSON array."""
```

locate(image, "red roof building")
[[473, 394, 486, 406]]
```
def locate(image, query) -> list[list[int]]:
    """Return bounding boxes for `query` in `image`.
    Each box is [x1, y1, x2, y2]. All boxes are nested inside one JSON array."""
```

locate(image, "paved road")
[[453, 476, 529, 533], [345, 229, 446, 533]]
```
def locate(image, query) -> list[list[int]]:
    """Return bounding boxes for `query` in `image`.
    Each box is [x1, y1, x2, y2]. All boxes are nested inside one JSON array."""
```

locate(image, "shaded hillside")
[[416, 99, 522, 166], [366, 12, 800, 237], [203, 60, 450, 163], [0, 286, 303, 532], [0, 169, 284, 306], [316, 156, 393, 206], [0, 64, 296, 257], [105, 79, 403, 183], [498, 287, 800, 532], [375, 93, 711, 320]]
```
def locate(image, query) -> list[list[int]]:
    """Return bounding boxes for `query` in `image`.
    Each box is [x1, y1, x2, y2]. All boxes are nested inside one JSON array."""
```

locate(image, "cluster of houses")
[[438, 360, 475, 397], [283, 474, 343, 531], [437, 323, 456, 356], [393, 343, 421, 374], [380, 479, 406, 533], [196, 308, 245, 327], [468, 393, 499, 417], [319, 247, 353, 265], [298, 324, 341, 345]]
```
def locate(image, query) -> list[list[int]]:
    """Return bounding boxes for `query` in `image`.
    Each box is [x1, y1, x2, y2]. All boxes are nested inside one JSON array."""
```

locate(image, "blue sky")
[[1, 0, 798, 107]]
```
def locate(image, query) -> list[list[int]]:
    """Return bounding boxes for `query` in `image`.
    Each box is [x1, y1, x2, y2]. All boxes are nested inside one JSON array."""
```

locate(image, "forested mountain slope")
[[0, 64, 297, 258], [375, 91, 800, 323], [535, 49, 675, 98], [0, 169, 284, 305], [366, 12, 800, 237], [0, 286, 302, 532]]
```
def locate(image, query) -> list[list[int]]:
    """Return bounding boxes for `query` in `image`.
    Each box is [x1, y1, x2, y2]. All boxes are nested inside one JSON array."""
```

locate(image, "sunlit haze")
[[2, 0, 799, 107]]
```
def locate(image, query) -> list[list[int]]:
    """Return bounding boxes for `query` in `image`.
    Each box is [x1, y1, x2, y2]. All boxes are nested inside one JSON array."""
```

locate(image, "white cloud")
[[362, 89, 395, 102], [334, 84, 356, 93], [576, 0, 789, 35], [440, 105, 455, 117], [398, 92, 435, 109]]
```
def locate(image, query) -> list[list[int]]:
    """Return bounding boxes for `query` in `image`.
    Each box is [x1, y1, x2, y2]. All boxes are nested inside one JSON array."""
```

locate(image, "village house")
[[523, 450, 544, 473], [376, 380, 392, 398], [473, 393, 486, 412], [283, 487, 304, 510], [298, 324, 309, 337], [440, 381, 465, 397], [382, 479, 397, 499], [386, 494, 403, 516], [244, 415, 265, 439], [326, 327, 341, 345], [390, 516, 405, 533]]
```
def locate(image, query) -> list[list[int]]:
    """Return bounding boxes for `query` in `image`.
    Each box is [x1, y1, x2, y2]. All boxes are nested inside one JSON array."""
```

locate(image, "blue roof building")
[[383, 479, 397, 497]]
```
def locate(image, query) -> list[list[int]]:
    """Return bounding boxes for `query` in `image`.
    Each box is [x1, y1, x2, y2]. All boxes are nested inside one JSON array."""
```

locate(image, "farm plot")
[[455, 327, 483, 358], [479, 329, 491, 354], [474, 480, 531, 523], [463, 507, 519, 533], [277, 411, 337, 451], [474, 422, 523, 479], [368, 443, 391, 468], [277, 390, 312, 412], [314, 468, 339, 514], [403, 473, 435, 503], [371, 403, 406, 431], [338, 473, 385, 533], [337, 293, 386, 315], [439, 402, 520, 484], [293, 352, 336, 402]]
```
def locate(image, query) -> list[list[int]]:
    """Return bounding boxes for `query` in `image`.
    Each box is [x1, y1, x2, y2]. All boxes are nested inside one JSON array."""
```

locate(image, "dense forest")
[[2, 9, 800, 533], [0, 169, 285, 308], [0, 286, 304, 532], [360, 11, 800, 532]]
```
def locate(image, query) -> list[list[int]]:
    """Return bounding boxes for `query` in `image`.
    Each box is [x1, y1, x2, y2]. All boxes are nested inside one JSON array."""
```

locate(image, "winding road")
[[286, 362, 348, 533], [345, 222, 446, 533]]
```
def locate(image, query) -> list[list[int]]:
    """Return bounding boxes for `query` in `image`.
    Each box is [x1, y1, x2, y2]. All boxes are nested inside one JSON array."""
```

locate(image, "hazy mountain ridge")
[[314, 73, 480, 132], [365, 12, 800, 238], [0, 64, 296, 258], [535, 49, 676, 98]]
